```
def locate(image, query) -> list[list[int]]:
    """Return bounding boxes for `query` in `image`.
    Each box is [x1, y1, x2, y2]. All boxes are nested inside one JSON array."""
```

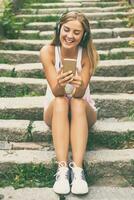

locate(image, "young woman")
[[40, 11, 99, 195]]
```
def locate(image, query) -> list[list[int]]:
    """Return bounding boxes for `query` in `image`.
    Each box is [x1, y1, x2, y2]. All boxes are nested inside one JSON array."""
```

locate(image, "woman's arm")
[[72, 49, 92, 98], [40, 45, 74, 97]]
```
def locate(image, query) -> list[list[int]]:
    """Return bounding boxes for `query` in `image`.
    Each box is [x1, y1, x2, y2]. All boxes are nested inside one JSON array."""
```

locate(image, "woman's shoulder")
[[40, 44, 55, 58]]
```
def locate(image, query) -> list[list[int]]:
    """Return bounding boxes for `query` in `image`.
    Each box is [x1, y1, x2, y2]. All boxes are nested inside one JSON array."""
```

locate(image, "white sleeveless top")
[[44, 46, 97, 111]]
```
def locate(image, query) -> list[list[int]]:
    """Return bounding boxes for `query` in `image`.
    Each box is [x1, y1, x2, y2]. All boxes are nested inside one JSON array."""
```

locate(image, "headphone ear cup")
[[55, 22, 61, 36], [81, 32, 90, 47]]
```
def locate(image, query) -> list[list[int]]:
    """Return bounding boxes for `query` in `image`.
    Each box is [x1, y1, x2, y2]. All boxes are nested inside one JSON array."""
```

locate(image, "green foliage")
[[0, 1, 22, 39], [0, 163, 57, 188], [88, 131, 134, 150], [129, 109, 134, 120]]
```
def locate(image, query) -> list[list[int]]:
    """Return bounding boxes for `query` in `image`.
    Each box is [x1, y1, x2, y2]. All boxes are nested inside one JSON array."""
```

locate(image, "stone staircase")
[[0, 0, 134, 199]]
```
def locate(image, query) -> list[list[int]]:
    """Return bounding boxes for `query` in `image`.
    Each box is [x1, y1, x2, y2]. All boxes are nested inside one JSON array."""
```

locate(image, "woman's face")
[[60, 20, 84, 49]]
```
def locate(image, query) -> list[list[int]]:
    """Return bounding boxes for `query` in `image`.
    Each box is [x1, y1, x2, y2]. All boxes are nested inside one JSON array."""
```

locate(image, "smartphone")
[[63, 58, 76, 75]]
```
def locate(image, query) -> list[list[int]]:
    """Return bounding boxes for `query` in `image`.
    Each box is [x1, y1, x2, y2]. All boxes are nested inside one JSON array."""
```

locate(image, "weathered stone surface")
[[19, 30, 40, 39], [19, 28, 133, 40], [0, 37, 133, 51], [10, 142, 49, 150], [0, 149, 133, 187], [29, 2, 120, 9], [0, 187, 59, 200], [113, 28, 134, 37], [0, 149, 55, 165], [95, 37, 134, 50], [21, 6, 128, 15], [90, 76, 134, 93], [1, 76, 133, 96], [0, 50, 40, 64], [14, 63, 43, 78], [0, 96, 44, 120], [24, 19, 128, 31], [66, 187, 134, 200], [94, 93, 134, 118], [0, 94, 133, 120], [16, 11, 132, 22], [32, 121, 51, 142], [0, 77, 47, 97], [0, 39, 46, 51], [96, 59, 134, 76], [0, 120, 30, 141]]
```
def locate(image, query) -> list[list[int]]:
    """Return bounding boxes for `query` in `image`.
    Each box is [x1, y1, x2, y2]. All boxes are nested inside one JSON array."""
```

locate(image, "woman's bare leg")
[[70, 98, 97, 167], [44, 97, 70, 164]]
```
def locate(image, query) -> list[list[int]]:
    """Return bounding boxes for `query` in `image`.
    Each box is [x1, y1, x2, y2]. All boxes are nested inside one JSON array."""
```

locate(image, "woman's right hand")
[[57, 68, 74, 87]]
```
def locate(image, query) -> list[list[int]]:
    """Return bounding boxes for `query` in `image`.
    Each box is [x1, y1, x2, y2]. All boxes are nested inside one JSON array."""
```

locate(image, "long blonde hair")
[[51, 11, 99, 74]]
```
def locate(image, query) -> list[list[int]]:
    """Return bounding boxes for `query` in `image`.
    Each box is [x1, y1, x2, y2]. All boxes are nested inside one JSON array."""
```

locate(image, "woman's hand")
[[71, 70, 83, 89], [56, 68, 74, 87]]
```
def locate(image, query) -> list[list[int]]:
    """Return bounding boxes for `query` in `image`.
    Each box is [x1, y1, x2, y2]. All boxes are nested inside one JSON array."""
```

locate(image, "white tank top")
[[45, 46, 96, 111]]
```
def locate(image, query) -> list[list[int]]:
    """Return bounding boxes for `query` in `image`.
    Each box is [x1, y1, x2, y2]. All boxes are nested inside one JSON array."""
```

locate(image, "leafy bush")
[[0, 1, 22, 39]]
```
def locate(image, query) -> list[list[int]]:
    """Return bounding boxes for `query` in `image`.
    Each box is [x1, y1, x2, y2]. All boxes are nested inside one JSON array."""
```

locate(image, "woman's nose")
[[67, 31, 74, 38]]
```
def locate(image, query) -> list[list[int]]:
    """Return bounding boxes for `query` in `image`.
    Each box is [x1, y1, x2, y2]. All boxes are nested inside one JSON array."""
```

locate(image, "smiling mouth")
[[65, 38, 74, 44]]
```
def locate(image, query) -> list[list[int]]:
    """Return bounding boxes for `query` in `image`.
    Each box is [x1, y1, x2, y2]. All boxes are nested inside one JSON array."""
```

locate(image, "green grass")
[[0, 84, 45, 97], [0, 163, 56, 189], [100, 53, 134, 60], [16, 15, 59, 23], [129, 109, 134, 120], [87, 131, 134, 150]]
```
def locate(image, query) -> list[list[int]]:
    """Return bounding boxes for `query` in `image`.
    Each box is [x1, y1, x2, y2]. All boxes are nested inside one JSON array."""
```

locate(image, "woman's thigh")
[[44, 99, 55, 127], [85, 102, 97, 128]]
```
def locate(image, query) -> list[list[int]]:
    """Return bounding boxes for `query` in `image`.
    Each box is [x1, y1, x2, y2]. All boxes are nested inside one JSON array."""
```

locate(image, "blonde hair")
[[51, 11, 99, 74]]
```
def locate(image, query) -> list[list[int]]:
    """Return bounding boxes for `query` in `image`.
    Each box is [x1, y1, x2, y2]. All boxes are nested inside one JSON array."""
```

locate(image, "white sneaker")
[[53, 163, 70, 194], [69, 162, 88, 195]]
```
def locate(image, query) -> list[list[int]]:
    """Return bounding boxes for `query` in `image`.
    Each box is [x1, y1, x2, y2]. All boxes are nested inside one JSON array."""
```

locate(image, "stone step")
[[0, 186, 134, 200], [0, 37, 133, 52], [0, 118, 134, 149], [20, 6, 129, 15], [19, 28, 134, 40], [63, 0, 118, 1], [0, 187, 59, 200], [0, 141, 52, 150], [0, 47, 134, 64], [0, 94, 133, 120], [67, 187, 134, 200], [26, 119, 134, 149], [0, 148, 134, 187], [0, 44, 134, 64], [16, 12, 133, 22], [24, 19, 128, 30], [0, 76, 133, 97], [95, 59, 134, 77], [1, 59, 134, 78], [0, 50, 39, 64], [0, 77, 47, 97], [90, 76, 134, 93], [29, 2, 120, 9]]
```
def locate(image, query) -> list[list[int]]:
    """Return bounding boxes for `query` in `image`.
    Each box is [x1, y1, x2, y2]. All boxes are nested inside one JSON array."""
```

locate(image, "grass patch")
[[88, 131, 134, 150], [0, 84, 44, 97], [129, 109, 134, 120], [100, 52, 134, 60], [0, 57, 12, 64], [120, 160, 134, 187], [16, 15, 59, 23], [0, 163, 56, 188]]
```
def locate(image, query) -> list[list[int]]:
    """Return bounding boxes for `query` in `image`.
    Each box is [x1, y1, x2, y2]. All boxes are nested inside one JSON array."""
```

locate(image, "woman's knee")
[[70, 98, 86, 114], [53, 97, 69, 113]]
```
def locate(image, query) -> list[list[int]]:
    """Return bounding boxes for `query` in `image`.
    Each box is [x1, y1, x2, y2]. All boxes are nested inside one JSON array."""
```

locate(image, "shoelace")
[[54, 161, 68, 181], [69, 161, 85, 181]]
